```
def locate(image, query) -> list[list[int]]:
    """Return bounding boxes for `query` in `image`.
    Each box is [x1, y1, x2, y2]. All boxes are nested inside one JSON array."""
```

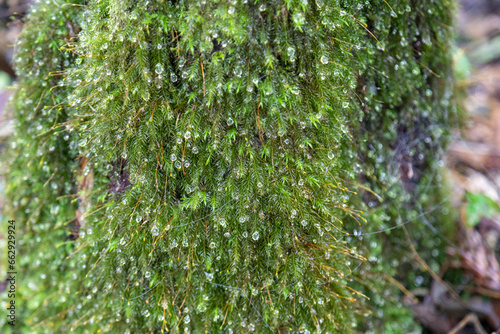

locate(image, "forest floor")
[[405, 1, 500, 333]]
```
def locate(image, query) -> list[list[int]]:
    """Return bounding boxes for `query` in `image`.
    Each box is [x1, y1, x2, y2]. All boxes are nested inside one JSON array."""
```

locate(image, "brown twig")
[[402, 225, 464, 304], [447, 313, 487, 334]]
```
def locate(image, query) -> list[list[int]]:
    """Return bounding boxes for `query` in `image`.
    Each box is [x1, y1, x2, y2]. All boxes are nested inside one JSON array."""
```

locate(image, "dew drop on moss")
[[155, 63, 163, 74]]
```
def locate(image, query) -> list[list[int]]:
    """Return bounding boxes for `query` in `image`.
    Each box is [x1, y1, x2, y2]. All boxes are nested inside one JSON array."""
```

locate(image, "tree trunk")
[[2, 0, 457, 333]]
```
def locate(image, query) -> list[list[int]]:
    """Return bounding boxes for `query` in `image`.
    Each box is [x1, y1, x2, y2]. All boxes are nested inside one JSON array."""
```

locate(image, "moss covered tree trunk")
[[1, 0, 456, 333]]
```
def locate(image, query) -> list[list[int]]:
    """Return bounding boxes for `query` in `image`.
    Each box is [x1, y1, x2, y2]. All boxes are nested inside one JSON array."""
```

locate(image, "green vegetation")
[[1, 0, 457, 333]]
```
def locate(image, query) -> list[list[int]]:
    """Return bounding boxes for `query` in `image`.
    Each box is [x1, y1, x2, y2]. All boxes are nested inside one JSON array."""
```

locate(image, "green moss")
[[349, 1, 458, 332], [1, 1, 83, 333], [1, 0, 457, 333]]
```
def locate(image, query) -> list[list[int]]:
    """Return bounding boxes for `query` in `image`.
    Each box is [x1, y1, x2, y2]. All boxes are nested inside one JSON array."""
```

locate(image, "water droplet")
[[228, 7, 235, 14], [252, 232, 259, 241], [224, 232, 230, 238], [192, 146, 199, 154], [184, 315, 191, 324], [184, 161, 190, 168], [293, 12, 305, 25], [209, 242, 216, 249], [170, 73, 178, 82], [301, 220, 307, 227], [151, 226, 159, 236], [145, 271, 151, 278], [155, 63, 164, 75], [171, 154, 177, 162], [259, 4, 266, 11], [175, 161, 182, 169], [320, 55, 328, 64], [328, 152, 334, 160], [155, 78, 162, 89], [184, 131, 191, 139], [227, 118, 234, 126]]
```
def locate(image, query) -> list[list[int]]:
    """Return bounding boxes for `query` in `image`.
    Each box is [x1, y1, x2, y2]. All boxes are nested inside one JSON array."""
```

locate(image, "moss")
[[349, 1, 458, 332], [1, 0, 457, 333], [1, 1, 83, 333]]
